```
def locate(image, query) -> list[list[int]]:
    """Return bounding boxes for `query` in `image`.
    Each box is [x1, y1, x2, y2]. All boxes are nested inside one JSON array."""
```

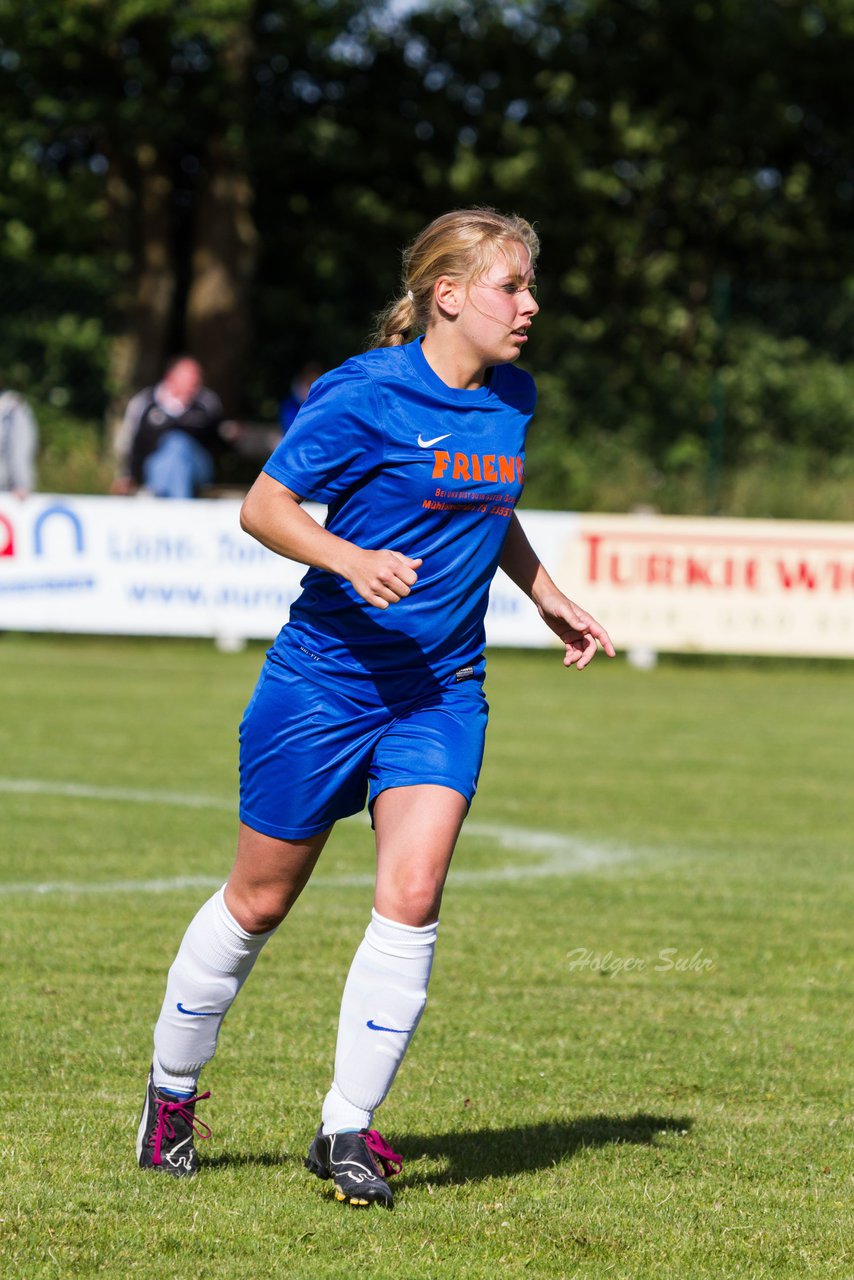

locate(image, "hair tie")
[[406, 289, 414, 302]]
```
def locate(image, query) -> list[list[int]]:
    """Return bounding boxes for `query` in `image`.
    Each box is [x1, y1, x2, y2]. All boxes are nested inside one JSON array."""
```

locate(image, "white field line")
[[0, 777, 233, 810], [0, 776, 633, 895]]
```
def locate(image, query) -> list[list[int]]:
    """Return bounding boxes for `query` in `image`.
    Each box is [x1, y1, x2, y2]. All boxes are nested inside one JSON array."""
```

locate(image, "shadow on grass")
[[397, 1113, 694, 1187], [202, 1113, 693, 1182], [203, 1150, 293, 1170]]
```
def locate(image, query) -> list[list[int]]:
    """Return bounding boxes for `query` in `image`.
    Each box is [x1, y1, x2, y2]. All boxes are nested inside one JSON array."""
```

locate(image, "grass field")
[[1, 635, 852, 1279]]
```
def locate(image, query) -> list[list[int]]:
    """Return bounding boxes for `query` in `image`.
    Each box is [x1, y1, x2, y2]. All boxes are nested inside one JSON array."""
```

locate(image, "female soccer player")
[[136, 207, 614, 1205]]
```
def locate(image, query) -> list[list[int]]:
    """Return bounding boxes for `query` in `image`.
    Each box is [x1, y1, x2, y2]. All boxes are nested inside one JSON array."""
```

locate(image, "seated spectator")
[[278, 361, 323, 434], [0, 380, 39, 498], [114, 357, 223, 498]]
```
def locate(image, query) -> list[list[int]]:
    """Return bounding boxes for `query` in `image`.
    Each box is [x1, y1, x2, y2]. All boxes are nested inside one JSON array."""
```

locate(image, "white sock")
[[151, 886, 277, 1094], [321, 909, 438, 1134]]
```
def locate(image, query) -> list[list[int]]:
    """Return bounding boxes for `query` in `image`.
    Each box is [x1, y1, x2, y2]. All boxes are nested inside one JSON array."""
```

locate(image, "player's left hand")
[[535, 592, 616, 670]]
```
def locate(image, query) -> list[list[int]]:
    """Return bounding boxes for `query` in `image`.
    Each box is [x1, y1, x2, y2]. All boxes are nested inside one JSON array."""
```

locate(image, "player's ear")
[[434, 275, 463, 318]]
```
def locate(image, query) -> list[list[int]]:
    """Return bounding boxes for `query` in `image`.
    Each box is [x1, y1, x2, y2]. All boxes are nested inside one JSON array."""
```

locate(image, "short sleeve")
[[491, 364, 537, 416], [263, 363, 383, 502]]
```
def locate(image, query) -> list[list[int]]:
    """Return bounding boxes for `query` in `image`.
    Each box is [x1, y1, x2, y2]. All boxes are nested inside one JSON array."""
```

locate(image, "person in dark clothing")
[[114, 357, 223, 498]]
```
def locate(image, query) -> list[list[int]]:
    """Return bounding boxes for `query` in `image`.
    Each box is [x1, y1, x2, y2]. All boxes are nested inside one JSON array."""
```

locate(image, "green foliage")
[[34, 403, 114, 493], [2, 0, 854, 512], [523, 343, 854, 518], [523, 424, 854, 521], [721, 326, 854, 457]]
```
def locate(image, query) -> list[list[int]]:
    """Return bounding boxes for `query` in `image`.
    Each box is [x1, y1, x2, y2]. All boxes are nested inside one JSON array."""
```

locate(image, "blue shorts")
[[239, 655, 489, 840]]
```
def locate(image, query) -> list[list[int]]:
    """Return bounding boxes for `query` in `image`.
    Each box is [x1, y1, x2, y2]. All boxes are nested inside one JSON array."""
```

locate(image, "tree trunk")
[[184, 136, 258, 415], [184, 26, 257, 415], [106, 144, 177, 448]]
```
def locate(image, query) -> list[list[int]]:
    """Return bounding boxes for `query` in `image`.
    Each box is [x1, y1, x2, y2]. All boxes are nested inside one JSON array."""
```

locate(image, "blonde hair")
[[370, 207, 539, 349]]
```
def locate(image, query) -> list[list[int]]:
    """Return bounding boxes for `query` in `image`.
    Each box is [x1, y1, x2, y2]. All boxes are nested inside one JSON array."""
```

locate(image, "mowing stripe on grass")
[[0, 775, 634, 895]]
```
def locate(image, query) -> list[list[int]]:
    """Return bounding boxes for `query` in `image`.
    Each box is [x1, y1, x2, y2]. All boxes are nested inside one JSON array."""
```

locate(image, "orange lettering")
[[471, 454, 482, 482], [483, 454, 497, 482], [498, 456, 516, 483], [515, 456, 525, 484], [432, 450, 450, 479], [453, 453, 471, 480]]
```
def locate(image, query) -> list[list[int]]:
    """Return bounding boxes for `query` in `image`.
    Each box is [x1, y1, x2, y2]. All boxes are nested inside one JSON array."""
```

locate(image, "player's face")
[[458, 245, 539, 367]]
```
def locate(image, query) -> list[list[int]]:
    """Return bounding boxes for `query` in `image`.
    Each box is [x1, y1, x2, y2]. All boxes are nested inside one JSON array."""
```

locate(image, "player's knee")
[[228, 886, 291, 933], [382, 880, 443, 928]]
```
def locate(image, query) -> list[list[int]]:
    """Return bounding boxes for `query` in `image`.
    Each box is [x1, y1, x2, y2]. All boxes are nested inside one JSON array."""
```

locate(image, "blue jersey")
[[263, 337, 536, 702]]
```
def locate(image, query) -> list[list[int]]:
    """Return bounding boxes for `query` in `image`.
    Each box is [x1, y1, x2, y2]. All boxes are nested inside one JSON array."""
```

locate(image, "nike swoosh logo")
[[177, 1002, 221, 1017], [417, 433, 451, 448], [366, 1019, 411, 1034]]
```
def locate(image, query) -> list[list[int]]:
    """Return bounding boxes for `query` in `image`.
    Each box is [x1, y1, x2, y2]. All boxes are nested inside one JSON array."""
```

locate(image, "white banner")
[[1, 496, 852, 657]]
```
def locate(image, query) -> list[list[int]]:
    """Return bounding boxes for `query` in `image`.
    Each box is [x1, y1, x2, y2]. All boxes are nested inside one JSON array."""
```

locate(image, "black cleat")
[[136, 1069, 212, 1177], [304, 1126, 402, 1208]]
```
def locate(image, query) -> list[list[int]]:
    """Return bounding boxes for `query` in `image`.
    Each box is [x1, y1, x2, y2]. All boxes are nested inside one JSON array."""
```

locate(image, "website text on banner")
[[1, 497, 851, 658]]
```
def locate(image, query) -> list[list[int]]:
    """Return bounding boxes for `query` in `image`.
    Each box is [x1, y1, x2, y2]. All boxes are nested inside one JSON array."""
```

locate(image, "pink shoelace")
[[150, 1090, 212, 1166], [364, 1129, 403, 1178]]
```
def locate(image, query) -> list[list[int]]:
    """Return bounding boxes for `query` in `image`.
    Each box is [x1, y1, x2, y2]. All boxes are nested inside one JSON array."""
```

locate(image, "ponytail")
[[370, 293, 418, 349]]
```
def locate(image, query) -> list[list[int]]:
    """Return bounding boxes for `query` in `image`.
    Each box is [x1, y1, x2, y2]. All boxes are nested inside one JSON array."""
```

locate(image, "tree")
[[2, 0, 853, 511]]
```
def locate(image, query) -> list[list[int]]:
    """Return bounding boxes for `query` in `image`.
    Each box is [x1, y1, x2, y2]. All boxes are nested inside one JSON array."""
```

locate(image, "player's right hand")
[[345, 548, 422, 609]]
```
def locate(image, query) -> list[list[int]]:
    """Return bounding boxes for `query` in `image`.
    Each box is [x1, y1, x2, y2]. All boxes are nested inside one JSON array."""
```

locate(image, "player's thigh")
[[368, 679, 488, 813], [370, 682, 488, 925], [373, 784, 468, 926], [239, 657, 381, 841], [225, 820, 331, 933]]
